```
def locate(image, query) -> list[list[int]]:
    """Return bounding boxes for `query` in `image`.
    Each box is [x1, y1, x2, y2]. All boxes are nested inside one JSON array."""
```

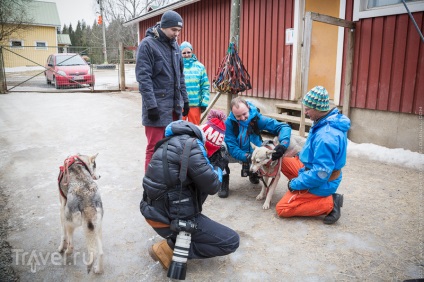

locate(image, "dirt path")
[[0, 92, 422, 281]]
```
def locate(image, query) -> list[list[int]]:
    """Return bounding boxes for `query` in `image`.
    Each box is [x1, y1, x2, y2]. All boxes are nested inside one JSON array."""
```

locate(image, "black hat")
[[160, 10, 183, 28]]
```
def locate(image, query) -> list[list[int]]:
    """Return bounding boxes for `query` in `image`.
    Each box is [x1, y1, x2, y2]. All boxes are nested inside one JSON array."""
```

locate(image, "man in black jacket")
[[136, 10, 190, 172], [140, 120, 240, 270]]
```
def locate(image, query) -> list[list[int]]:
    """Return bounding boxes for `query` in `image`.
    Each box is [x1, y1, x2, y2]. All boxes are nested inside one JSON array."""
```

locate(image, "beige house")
[[1, 1, 61, 68]]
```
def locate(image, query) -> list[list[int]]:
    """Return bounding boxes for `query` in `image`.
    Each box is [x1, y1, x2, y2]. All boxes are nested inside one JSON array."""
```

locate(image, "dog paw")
[[256, 194, 265, 200], [262, 203, 270, 210]]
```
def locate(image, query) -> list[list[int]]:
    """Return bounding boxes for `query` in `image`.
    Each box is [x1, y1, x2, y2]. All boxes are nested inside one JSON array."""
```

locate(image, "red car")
[[45, 53, 95, 89]]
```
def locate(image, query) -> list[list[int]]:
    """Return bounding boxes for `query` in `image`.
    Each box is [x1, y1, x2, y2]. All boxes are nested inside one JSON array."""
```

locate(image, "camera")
[[167, 219, 197, 280], [241, 162, 250, 177]]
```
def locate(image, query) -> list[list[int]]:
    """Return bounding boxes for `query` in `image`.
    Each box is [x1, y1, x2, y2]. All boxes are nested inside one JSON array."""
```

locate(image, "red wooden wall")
[[239, 0, 294, 100], [137, 0, 294, 101], [137, 0, 423, 115], [344, 0, 424, 115]]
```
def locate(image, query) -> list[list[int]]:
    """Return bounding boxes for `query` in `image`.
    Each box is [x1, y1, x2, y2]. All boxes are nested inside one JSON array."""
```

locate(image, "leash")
[[57, 155, 93, 200]]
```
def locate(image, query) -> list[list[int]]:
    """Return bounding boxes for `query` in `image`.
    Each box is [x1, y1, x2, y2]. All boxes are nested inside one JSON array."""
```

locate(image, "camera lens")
[[167, 231, 191, 280]]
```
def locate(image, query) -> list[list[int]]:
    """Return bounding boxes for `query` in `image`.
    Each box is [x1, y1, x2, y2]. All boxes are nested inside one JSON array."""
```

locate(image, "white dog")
[[57, 153, 104, 274], [250, 135, 304, 209]]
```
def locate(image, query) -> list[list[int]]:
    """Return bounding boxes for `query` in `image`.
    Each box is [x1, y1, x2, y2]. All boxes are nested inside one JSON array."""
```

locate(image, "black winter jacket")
[[135, 24, 188, 127], [141, 120, 223, 224]]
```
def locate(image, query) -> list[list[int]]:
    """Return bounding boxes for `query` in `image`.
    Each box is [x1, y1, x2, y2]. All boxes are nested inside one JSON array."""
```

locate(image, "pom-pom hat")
[[200, 110, 227, 157], [302, 85, 330, 111]]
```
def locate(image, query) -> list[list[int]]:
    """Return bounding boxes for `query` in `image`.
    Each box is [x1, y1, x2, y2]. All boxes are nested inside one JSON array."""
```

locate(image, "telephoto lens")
[[167, 231, 192, 280]]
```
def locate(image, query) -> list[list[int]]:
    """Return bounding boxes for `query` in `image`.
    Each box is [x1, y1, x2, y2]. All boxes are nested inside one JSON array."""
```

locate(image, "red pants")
[[144, 112, 179, 171], [276, 156, 333, 217], [182, 107, 201, 125]]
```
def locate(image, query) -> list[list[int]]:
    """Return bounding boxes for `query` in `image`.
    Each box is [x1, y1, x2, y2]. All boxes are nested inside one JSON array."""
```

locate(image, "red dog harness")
[[57, 155, 91, 200]]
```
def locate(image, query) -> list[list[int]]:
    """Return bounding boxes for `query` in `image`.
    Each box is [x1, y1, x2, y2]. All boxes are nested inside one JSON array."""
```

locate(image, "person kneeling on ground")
[[224, 96, 292, 196], [276, 86, 351, 224], [140, 120, 239, 270], [200, 109, 230, 198]]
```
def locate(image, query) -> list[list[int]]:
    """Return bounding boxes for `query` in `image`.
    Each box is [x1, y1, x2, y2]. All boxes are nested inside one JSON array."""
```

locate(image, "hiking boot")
[[218, 175, 230, 198], [249, 172, 260, 184], [323, 193, 344, 224], [148, 239, 173, 269]]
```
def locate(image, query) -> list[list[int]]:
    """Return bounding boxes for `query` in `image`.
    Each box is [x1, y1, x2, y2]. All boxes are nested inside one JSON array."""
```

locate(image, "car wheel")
[[53, 76, 60, 89]]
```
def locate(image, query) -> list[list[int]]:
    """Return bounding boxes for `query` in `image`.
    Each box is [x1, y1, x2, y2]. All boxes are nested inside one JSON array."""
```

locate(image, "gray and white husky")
[[57, 153, 104, 274]]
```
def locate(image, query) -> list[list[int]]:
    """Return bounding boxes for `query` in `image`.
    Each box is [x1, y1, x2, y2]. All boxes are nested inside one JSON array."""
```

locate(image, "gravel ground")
[[0, 91, 422, 282]]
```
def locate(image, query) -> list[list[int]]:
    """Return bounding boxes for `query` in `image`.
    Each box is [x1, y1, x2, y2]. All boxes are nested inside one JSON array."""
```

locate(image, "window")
[[10, 40, 24, 48], [353, 0, 424, 20], [35, 41, 47, 50]]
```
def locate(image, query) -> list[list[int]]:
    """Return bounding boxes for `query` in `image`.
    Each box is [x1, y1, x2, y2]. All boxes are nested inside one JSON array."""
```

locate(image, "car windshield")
[[56, 55, 86, 66]]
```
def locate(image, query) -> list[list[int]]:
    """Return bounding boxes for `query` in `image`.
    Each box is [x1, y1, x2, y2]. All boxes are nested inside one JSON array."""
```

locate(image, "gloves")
[[147, 107, 160, 121], [246, 153, 252, 163], [183, 102, 190, 117], [287, 179, 295, 192], [210, 151, 229, 171], [271, 145, 287, 161], [200, 106, 207, 113]]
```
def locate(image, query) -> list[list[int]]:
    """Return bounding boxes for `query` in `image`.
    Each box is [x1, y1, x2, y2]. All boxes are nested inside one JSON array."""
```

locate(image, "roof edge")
[[123, 0, 201, 27]]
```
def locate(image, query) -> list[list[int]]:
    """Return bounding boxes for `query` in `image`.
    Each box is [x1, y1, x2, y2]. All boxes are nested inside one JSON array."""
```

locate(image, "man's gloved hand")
[[183, 102, 190, 116], [287, 179, 295, 192], [271, 145, 287, 161], [210, 152, 229, 171], [200, 106, 207, 113], [246, 153, 252, 163], [147, 107, 160, 121]]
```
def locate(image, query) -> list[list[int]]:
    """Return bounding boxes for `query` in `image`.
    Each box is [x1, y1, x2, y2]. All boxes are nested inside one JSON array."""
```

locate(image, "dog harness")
[[57, 155, 92, 200]]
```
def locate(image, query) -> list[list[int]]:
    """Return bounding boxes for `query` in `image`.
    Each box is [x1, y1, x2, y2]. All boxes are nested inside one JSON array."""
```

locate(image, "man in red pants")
[[276, 86, 351, 224]]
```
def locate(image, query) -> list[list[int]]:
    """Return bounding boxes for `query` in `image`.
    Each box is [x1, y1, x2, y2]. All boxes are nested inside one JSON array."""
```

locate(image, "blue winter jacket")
[[224, 101, 292, 162], [182, 55, 210, 108], [290, 108, 351, 196], [135, 24, 188, 127]]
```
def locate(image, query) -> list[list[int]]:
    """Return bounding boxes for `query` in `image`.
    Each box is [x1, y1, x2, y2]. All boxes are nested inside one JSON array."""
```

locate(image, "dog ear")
[[90, 153, 99, 163], [250, 142, 257, 150], [266, 149, 276, 158], [273, 136, 279, 146]]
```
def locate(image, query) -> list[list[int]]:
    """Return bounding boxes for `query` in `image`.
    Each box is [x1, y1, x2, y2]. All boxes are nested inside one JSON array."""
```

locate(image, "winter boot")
[[148, 239, 173, 269], [323, 193, 344, 224], [218, 175, 230, 198]]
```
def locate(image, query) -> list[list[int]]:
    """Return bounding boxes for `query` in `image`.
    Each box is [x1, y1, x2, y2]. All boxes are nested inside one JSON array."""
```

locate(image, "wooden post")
[[119, 43, 125, 91], [228, 0, 240, 115], [200, 92, 222, 124], [0, 47, 6, 94], [342, 28, 355, 119], [300, 12, 313, 137]]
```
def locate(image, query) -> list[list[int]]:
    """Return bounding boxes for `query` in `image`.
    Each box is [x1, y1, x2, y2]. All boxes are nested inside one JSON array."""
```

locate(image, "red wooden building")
[[125, 0, 424, 153]]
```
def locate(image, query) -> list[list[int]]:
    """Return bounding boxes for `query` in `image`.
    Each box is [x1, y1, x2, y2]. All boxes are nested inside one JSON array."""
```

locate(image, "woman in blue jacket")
[[276, 86, 351, 225]]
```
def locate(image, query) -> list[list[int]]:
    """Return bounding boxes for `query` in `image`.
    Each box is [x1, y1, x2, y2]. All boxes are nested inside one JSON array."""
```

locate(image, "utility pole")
[[98, 0, 108, 64], [227, 0, 240, 113]]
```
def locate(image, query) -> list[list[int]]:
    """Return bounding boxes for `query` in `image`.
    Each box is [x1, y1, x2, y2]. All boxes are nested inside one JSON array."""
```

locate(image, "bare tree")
[[0, 0, 34, 42]]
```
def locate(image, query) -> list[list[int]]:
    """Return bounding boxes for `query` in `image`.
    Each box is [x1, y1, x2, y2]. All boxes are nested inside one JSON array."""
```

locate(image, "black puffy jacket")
[[141, 120, 223, 225]]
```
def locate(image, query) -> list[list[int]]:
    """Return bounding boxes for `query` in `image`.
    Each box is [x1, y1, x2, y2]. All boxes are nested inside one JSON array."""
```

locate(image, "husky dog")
[[250, 135, 304, 209], [57, 153, 104, 274]]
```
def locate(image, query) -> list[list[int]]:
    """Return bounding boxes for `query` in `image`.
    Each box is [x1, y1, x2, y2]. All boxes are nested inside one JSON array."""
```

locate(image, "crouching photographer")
[[140, 120, 239, 280]]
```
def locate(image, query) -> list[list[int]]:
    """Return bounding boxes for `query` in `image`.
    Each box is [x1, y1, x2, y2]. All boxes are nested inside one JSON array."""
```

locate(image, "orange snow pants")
[[276, 156, 333, 218], [183, 107, 201, 125]]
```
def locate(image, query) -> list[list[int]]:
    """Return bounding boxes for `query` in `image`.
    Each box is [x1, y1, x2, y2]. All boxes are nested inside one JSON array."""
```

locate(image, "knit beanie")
[[180, 41, 192, 51], [200, 110, 227, 157], [302, 85, 330, 111], [160, 10, 183, 28]]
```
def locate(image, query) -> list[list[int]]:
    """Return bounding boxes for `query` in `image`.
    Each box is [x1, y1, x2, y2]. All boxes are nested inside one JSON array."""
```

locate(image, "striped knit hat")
[[302, 86, 330, 111]]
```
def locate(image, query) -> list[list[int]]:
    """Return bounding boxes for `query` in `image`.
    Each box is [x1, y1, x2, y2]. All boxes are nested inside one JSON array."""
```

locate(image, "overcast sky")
[[47, 0, 98, 28]]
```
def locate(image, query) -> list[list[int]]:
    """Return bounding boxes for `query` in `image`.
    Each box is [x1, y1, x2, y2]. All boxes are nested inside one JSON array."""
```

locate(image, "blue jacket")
[[182, 55, 210, 108], [224, 101, 292, 162], [290, 108, 351, 196], [135, 24, 188, 127]]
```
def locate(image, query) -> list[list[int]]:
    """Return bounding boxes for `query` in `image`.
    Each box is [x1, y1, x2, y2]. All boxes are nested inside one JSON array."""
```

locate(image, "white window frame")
[[10, 40, 24, 49], [35, 41, 48, 50], [353, 0, 424, 21]]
